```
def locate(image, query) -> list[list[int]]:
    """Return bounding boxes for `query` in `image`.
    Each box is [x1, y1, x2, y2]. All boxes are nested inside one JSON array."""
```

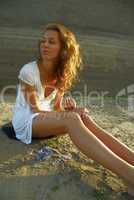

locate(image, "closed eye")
[[40, 37, 57, 44]]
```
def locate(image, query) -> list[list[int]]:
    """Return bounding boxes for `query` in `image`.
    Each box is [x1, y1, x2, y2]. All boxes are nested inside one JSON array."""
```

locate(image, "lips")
[[43, 51, 50, 56], [43, 49, 49, 53], [42, 49, 49, 52]]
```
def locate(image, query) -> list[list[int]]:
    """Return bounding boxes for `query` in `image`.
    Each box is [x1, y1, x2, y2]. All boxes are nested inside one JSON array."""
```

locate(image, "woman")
[[12, 23, 134, 195]]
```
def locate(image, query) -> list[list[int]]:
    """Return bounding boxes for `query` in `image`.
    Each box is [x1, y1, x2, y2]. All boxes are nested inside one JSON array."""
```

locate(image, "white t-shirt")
[[12, 60, 59, 144]]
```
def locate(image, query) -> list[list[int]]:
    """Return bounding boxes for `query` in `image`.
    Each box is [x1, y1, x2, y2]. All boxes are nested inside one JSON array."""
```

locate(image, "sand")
[[0, 98, 133, 200]]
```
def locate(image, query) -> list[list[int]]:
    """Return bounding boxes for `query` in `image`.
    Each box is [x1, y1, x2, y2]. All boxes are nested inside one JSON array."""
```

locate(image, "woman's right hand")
[[63, 97, 77, 110]]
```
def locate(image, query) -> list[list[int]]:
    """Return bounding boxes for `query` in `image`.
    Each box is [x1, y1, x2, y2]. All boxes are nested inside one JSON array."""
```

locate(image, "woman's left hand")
[[63, 97, 89, 116], [63, 97, 77, 110]]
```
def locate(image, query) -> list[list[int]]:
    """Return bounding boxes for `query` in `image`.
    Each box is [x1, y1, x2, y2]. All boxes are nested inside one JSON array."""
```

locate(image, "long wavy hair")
[[37, 23, 83, 95]]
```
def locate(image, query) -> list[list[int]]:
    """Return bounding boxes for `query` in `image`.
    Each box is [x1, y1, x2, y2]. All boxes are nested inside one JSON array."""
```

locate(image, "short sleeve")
[[18, 63, 35, 86]]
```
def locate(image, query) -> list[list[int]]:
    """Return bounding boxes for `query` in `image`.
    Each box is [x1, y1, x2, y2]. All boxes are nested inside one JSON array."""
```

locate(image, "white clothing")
[[12, 60, 59, 144]]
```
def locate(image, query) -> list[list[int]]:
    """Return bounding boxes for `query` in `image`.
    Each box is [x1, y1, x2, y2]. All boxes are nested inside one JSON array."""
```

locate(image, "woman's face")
[[39, 29, 61, 62]]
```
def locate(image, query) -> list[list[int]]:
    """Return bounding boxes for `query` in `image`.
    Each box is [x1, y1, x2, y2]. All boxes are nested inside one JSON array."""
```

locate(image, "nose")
[[44, 41, 49, 47], [43, 40, 49, 48]]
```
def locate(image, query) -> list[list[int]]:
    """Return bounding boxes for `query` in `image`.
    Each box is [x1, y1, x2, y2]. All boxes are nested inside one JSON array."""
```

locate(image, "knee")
[[59, 111, 83, 133], [64, 111, 82, 123], [55, 111, 82, 128]]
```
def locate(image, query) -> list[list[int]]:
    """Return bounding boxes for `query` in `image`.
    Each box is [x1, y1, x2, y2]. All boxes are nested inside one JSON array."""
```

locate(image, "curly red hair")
[[37, 23, 83, 95]]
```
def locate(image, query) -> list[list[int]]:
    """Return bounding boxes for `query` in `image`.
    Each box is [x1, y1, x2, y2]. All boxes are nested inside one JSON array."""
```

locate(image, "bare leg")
[[79, 112, 134, 166], [32, 111, 134, 194]]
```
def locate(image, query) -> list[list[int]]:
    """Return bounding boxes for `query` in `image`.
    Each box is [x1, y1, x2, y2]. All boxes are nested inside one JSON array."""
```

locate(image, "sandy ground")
[[0, 2, 134, 199], [0, 97, 134, 200], [0, 26, 133, 199]]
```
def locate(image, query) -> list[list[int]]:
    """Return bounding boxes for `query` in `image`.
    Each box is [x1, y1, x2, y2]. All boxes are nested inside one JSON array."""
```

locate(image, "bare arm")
[[19, 80, 49, 113], [53, 90, 65, 112]]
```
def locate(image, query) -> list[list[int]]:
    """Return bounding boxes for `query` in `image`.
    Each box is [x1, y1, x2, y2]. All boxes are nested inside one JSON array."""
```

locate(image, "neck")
[[38, 58, 57, 81]]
